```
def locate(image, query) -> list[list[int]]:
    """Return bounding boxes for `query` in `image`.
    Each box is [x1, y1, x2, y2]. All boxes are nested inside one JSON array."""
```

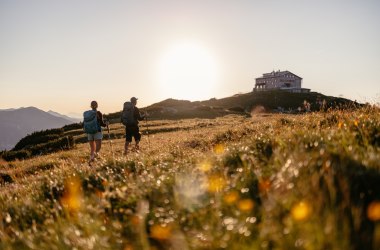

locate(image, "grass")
[[0, 107, 379, 250]]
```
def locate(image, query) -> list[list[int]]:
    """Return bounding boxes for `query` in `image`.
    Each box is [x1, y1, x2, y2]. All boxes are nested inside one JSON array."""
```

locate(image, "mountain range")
[[0, 107, 79, 150], [47, 110, 81, 123]]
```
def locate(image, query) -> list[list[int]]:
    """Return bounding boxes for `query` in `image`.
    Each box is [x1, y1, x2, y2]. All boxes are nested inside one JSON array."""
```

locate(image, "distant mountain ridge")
[[47, 110, 81, 123], [0, 107, 77, 150]]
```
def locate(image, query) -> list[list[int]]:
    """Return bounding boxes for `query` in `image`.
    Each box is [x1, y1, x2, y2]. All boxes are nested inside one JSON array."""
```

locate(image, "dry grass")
[[0, 108, 379, 250]]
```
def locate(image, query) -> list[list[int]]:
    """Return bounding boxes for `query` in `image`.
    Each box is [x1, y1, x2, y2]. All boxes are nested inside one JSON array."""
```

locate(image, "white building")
[[254, 70, 310, 93]]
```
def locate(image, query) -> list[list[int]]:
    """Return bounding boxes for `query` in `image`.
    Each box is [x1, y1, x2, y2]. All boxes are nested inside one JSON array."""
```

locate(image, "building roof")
[[256, 70, 302, 80]]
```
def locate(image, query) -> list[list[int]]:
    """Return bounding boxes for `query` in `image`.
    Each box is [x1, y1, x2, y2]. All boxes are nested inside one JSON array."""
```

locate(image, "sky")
[[1, 0, 379, 116]]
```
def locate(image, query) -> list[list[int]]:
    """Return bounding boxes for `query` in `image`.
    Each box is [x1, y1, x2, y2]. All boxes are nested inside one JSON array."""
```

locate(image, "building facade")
[[254, 70, 310, 93]]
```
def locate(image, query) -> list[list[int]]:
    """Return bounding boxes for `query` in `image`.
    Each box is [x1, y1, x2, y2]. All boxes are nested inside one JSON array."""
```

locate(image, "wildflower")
[[102, 179, 108, 186], [130, 215, 140, 226], [95, 189, 103, 198], [223, 191, 240, 204], [291, 201, 311, 221], [150, 224, 172, 240], [207, 175, 226, 193], [124, 245, 134, 250], [238, 199, 254, 212], [61, 176, 82, 214], [198, 161, 212, 172], [214, 144, 225, 154], [367, 201, 380, 221], [259, 179, 271, 193], [5, 213, 12, 223]]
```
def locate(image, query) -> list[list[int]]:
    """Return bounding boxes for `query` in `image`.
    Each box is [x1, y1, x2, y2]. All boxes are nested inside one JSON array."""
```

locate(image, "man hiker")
[[83, 100, 108, 163], [121, 97, 145, 155]]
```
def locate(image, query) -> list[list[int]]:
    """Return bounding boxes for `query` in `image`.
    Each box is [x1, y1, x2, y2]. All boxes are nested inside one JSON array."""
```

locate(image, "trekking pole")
[[144, 111, 150, 150], [105, 119, 116, 166]]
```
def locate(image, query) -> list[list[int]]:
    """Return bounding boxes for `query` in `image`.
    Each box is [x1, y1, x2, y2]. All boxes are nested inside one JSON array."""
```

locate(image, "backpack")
[[83, 110, 99, 134], [121, 102, 136, 126]]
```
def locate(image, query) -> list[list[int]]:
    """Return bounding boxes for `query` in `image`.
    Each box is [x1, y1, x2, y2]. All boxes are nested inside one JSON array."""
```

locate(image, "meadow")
[[0, 107, 379, 250]]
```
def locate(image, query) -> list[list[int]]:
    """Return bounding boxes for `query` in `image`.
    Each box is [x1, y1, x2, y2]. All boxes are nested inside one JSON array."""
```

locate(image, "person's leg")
[[93, 132, 103, 157], [95, 139, 102, 156], [89, 140, 96, 161], [124, 141, 130, 155], [124, 127, 132, 155], [135, 140, 140, 150], [134, 127, 141, 150]]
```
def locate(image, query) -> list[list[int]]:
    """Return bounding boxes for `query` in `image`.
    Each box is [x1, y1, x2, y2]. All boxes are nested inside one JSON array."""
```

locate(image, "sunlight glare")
[[157, 42, 218, 101]]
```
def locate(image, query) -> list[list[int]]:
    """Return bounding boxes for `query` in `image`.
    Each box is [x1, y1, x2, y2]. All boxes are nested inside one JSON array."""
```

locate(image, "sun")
[[157, 42, 218, 101]]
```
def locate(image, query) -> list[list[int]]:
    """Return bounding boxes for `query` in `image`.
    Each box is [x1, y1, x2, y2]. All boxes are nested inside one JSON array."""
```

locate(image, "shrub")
[[2, 136, 74, 161], [29, 136, 74, 156], [195, 105, 212, 111], [228, 106, 245, 112], [62, 123, 83, 131], [0, 172, 14, 185], [13, 128, 64, 150], [1, 150, 31, 161]]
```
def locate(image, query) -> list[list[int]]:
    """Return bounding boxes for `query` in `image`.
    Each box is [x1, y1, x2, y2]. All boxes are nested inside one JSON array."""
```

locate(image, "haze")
[[1, 0, 379, 116]]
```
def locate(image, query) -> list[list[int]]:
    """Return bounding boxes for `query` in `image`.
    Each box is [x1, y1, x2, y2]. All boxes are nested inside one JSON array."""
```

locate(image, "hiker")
[[83, 100, 108, 163], [121, 97, 145, 155]]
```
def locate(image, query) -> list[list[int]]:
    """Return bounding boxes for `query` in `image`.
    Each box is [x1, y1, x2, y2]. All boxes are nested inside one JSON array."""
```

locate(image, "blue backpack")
[[83, 110, 99, 134]]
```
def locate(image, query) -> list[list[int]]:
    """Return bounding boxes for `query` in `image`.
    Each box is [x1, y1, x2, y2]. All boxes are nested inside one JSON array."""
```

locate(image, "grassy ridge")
[[1, 90, 357, 162], [106, 90, 359, 121], [0, 107, 379, 250]]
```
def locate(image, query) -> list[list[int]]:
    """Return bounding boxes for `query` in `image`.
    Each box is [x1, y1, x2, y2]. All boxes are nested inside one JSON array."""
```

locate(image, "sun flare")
[[157, 42, 218, 101]]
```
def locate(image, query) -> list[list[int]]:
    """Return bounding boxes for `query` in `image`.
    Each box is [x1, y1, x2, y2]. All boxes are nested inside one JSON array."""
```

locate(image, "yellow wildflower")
[[291, 201, 311, 221]]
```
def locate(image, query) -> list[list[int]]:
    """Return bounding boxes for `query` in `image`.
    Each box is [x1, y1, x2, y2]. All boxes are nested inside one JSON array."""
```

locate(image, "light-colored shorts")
[[87, 132, 103, 141]]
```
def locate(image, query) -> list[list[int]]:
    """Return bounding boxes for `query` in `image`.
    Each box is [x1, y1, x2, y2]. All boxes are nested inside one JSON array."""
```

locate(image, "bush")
[[62, 123, 83, 132], [29, 136, 74, 156], [14, 134, 61, 151], [195, 105, 212, 111], [104, 111, 122, 122], [0, 172, 14, 185], [13, 128, 64, 150], [2, 136, 74, 162], [228, 106, 245, 112], [1, 150, 31, 161]]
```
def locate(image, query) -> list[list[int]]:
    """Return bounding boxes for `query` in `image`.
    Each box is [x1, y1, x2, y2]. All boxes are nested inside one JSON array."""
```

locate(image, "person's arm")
[[97, 111, 107, 127], [135, 107, 145, 121]]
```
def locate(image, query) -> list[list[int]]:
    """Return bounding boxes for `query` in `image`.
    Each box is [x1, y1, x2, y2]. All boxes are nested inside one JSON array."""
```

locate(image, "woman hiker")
[[84, 100, 108, 163]]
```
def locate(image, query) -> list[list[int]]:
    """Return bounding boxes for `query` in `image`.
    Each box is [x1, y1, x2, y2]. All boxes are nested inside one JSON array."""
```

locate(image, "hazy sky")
[[1, 0, 379, 116]]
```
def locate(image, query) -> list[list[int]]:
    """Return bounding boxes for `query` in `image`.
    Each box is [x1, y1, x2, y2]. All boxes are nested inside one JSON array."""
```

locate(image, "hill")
[[0, 107, 76, 150], [106, 90, 359, 121], [1, 90, 359, 159]]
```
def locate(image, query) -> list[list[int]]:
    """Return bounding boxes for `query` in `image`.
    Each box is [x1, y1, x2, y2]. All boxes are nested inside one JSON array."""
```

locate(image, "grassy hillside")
[[2, 90, 357, 161], [106, 90, 359, 121], [0, 107, 379, 250]]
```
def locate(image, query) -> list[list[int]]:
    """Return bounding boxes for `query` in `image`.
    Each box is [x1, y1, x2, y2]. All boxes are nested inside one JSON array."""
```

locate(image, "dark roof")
[[256, 70, 303, 80]]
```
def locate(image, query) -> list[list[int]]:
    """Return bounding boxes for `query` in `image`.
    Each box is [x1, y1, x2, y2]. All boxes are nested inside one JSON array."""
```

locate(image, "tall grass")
[[0, 107, 379, 250]]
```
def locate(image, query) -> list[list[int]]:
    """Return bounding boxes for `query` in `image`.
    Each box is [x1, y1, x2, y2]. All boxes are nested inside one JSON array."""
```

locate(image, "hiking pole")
[[105, 119, 116, 167], [144, 111, 150, 150]]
